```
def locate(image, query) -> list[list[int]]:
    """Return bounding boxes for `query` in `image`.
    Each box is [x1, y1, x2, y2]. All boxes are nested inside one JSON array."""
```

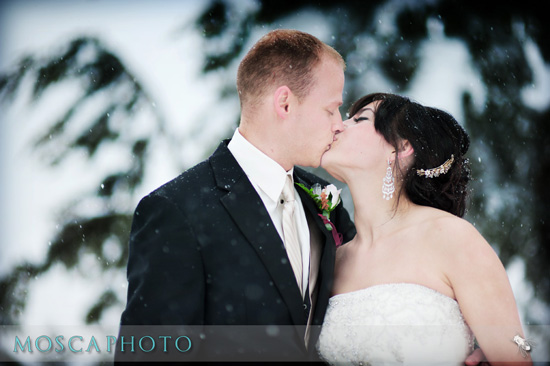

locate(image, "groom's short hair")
[[237, 29, 344, 111]]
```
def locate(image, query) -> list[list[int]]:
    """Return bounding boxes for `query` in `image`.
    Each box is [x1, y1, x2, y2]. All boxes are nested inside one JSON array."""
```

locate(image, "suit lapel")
[[210, 142, 306, 327], [293, 173, 337, 351]]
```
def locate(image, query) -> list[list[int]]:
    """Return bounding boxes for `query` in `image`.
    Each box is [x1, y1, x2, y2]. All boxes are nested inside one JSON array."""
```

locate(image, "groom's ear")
[[397, 139, 414, 158], [274, 86, 292, 119]]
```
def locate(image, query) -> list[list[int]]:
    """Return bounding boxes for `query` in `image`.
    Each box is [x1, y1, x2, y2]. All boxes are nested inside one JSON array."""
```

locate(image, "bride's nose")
[[343, 118, 353, 127]]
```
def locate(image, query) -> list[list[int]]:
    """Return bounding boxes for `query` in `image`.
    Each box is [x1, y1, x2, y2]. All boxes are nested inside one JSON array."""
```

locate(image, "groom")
[[116, 29, 356, 362]]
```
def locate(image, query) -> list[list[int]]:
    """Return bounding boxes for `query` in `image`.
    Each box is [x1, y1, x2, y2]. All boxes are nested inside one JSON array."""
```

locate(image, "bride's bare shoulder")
[[416, 205, 473, 229], [413, 206, 486, 248]]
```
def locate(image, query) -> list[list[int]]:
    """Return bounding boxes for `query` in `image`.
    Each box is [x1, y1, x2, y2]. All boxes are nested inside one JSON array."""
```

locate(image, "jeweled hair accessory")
[[416, 155, 455, 178]]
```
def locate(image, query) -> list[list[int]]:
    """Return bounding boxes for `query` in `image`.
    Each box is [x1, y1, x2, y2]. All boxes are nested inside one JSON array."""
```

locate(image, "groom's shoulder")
[[148, 158, 214, 200], [151, 140, 233, 198]]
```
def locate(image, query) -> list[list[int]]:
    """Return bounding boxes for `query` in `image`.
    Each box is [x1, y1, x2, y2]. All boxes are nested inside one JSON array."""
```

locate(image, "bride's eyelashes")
[[353, 117, 369, 123]]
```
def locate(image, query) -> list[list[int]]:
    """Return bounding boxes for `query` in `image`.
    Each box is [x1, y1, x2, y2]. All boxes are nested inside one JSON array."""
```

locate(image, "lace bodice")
[[317, 283, 474, 365]]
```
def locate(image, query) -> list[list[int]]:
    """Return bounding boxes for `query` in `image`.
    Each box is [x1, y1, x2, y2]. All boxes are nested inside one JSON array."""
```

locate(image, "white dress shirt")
[[228, 128, 310, 298]]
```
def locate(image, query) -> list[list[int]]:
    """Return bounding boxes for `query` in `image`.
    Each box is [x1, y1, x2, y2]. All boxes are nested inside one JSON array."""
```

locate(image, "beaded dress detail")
[[317, 283, 474, 365]]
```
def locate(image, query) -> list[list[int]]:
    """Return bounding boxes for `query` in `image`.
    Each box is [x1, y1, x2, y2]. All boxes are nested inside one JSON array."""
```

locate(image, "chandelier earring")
[[382, 159, 395, 200]]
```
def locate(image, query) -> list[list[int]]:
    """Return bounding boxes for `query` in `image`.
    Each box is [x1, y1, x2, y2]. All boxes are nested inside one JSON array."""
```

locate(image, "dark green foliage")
[[86, 289, 119, 324], [44, 214, 132, 270]]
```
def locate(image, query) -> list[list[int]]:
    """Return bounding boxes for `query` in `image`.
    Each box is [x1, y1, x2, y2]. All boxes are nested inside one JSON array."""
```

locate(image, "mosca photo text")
[[13, 335, 192, 354]]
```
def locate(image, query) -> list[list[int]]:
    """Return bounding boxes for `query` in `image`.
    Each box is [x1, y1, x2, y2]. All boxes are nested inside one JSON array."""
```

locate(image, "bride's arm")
[[443, 218, 532, 366]]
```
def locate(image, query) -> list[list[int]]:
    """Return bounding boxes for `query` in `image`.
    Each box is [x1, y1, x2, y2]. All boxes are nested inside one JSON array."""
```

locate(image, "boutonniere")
[[296, 183, 344, 247]]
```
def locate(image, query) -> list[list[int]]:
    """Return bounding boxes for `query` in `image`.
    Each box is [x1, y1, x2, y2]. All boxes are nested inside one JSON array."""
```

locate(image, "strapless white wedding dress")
[[317, 283, 474, 365]]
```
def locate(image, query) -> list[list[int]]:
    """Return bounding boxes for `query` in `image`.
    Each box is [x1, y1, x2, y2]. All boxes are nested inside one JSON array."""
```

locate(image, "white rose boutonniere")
[[296, 183, 343, 246]]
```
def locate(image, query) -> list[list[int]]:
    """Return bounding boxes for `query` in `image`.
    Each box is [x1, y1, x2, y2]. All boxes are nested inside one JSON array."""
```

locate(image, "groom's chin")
[[319, 151, 332, 169], [320, 157, 344, 182]]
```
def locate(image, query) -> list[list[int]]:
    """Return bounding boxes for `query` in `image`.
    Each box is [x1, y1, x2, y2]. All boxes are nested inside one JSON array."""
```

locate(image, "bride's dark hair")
[[349, 93, 471, 217]]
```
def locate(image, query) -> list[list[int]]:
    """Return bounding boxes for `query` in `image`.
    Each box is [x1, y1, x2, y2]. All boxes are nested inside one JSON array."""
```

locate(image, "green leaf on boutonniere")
[[296, 183, 342, 230]]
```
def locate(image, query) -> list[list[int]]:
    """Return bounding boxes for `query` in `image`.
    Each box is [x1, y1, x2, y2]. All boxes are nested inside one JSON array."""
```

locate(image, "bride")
[[317, 93, 532, 365]]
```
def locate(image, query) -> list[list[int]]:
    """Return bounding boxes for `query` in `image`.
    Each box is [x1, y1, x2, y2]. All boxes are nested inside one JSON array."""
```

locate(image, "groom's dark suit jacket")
[[116, 140, 355, 363]]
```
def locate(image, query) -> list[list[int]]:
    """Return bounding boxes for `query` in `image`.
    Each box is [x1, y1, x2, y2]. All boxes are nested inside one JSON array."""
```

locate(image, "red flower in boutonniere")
[[296, 183, 344, 247]]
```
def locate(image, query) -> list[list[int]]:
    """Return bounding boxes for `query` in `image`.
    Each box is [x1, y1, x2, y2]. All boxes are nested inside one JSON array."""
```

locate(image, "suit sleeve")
[[121, 193, 205, 325], [116, 193, 205, 362]]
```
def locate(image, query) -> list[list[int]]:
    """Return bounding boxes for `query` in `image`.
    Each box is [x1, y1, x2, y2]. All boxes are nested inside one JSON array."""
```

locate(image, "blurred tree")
[[0, 0, 548, 343], [0, 37, 171, 325]]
